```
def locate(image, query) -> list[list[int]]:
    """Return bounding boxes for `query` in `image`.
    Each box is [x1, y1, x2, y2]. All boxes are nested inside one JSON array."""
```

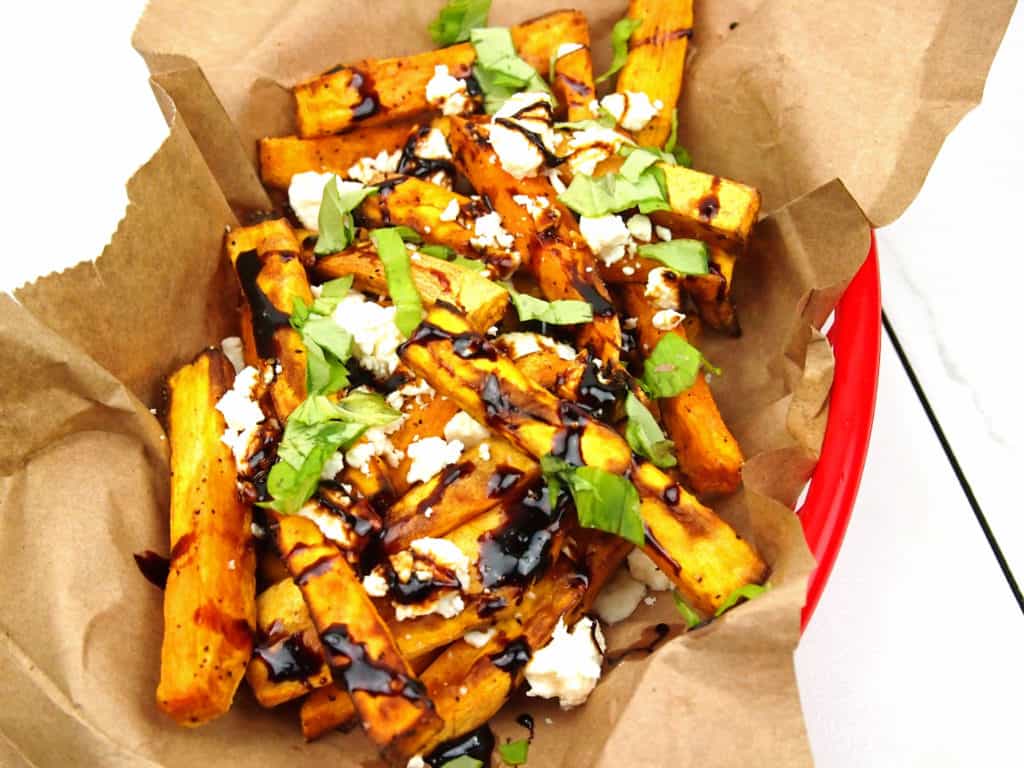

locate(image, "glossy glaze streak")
[[133, 550, 170, 589], [236, 249, 292, 358], [489, 637, 532, 674], [424, 725, 496, 767], [253, 631, 324, 683], [319, 623, 430, 702], [477, 483, 568, 589]]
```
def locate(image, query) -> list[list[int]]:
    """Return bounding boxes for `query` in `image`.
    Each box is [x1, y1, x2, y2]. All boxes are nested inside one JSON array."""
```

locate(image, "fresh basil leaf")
[[453, 256, 488, 273], [558, 165, 669, 217], [555, 107, 618, 131], [393, 225, 423, 244], [309, 275, 354, 315], [440, 757, 483, 768], [370, 228, 425, 337], [290, 296, 311, 329], [571, 466, 644, 546], [314, 178, 377, 256], [506, 284, 593, 325], [619, 146, 663, 182], [498, 738, 530, 765], [328, 389, 403, 426], [419, 243, 457, 260], [637, 239, 709, 276], [624, 392, 677, 468], [428, 0, 491, 46], [471, 27, 550, 113], [672, 591, 704, 629], [303, 338, 347, 396], [595, 17, 642, 83], [540, 453, 571, 500], [715, 582, 770, 616], [665, 110, 680, 152], [641, 334, 702, 398], [302, 316, 353, 362], [672, 145, 692, 168]]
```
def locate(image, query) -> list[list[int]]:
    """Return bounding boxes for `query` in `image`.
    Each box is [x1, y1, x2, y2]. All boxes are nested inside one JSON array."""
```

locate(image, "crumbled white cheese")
[[498, 332, 576, 361], [320, 450, 346, 480], [362, 567, 390, 597], [525, 617, 605, 709], [439, 198, 461, 222], [622, 265, 636, 276], [478, 442, 492, 461], [644, 595, 657, 606], [652, 308, 685, 331], [625, 214, 653, 243], [406, 756, 426, 768], [470, 211, 515, 251], [220, 336, 245, 373], [627, 549, 673, 591], [331, 291, 405, 379], [600, 91, 662, 132], [512, 193, 551, 221], [298, 502, 354, 548], [410, 537, 471, 589], [415, 127, 452, 160], [443, 411, 490, 449], [655, 225, 673, 242], [593, 566, 647, 625], [623, 316, 638, 330], [564, 125, 632, 176], [545, 168, 568, 195], [555, 42, 585, 59], [425, 65, 471, 116], [287, 172, 368, 231], [644, 267, 681, 310], [579, 214, 632, 266], [345, 416, 406, 475], [346, 149, 401, 184], [489, 92, 557, 180], [406, 437, 465, 484], [395, 591, 465, 622], [215, 366, 265, 467], [386, 378, 436, 411]]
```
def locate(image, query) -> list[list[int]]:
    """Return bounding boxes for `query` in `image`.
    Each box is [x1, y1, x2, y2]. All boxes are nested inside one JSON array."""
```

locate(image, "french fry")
[[294, 12, 589, 138], [157, 350, 256, 726], [224, 219, 311, 420], [551, 45, 598, 122], [245, 579, 331, 708], [384, 439, 539, 553], [273, 514, 441, 756], [620, 284, 743, 495], [510, 9, 594, 122], [259, 122, 418, 189], [615, 0, 694, 147], [399, 304, 766, 614], [315, 241, 509, 333], [380, 390, 461, 498], [447, 116, 623, 364], [653, 164, 761, 252]]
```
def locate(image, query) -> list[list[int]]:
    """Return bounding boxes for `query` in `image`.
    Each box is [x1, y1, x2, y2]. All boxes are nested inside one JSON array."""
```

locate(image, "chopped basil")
[[428, 0, 491, 46], [641, 334, 702, 398], [624, 392, 677, 468], [672, 591, 704, 628], [555, 105, 618, 131], [452, 255, 488, 273], [471, 27, 551, 113], [263, 392, 401, 514], [370, 228, 425, 337], [498, 738, 530, 765], [506, 284, 593, 325], [664, 112, 693, 167], [541, 455, 644, 546], [290, 277, 355, 396], [419, 243, 456, 260], [595, 17, 642, 83], [314, 177, 377, 256], [310, 275, 354, 315], [619, 146, 664, 182], [440, 757, 483, 768], [636, 239, 710, 276], [558, 165, 669, 217], [715, 582, 770, 616], [393, 225, 423, 244]]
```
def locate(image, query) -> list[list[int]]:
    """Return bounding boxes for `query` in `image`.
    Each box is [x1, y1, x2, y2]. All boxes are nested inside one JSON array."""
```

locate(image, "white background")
[[1, 2, 1021, 766]]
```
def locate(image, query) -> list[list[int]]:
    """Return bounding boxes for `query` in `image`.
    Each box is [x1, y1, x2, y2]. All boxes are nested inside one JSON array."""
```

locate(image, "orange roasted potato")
[[510, 9, 594, 121], [157, 350, 256, 726]]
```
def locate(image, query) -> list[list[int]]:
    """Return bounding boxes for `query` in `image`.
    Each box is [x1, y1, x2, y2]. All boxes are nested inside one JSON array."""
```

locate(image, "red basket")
[[796, 234, 881, 630]]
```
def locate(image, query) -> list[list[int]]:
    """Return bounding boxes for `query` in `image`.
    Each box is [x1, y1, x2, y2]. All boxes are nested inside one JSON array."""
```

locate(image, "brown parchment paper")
[[0, 1, 1010, 766]]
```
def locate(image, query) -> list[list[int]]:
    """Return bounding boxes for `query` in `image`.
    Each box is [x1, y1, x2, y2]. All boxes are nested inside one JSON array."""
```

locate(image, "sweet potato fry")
[[615, 0, 694, 147], [380, 390, 461, 498], [383, 439, 539, 553], [621, 284, 743, 495], [157, 350, 256, 726], [510, 10, 594, 121], [224, 219, 311, 420], [653, 164, 761, 252], [259, 122, 418, 189], [315, 241, 509, 333], [399, 305, 766, 614], [273, 514, 441, 756], [447, 117, 622, 363]]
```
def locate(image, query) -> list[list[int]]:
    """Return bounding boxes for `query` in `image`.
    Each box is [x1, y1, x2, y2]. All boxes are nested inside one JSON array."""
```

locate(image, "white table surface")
[[2, 3, 1021, 766]]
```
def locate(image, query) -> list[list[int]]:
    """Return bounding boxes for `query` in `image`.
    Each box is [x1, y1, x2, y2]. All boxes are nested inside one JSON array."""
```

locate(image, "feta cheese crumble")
[[415, 127, 452, 160], [220, 336, 245, 373], [525, 617, 605, 709], [512, 193, 551, 221], [652, 308, 685, 331], [644, 267, 681, 310], [346, 149, 401, 184], [287, 171, 368, 231], [625, 213, 653, 243], [362, 568, 389, 597], [489, 92, 558, 180], [443, 411, 490, 450], [627, 549, 674, 591], [425, 65, 472, 116], [478, 442, 492, 461], [410, 538, 471, 590], [298, 502, 355, 549], [470, 211, 515, 251], [497, 332, 576, 361], [564, 125, 632, 176], [345, 416, 405, 475], [655, 224, 673, 242], [593, 566, 647, 625], [406, 437, 465, 484], [391, 536, 472, 621], [438, 198, 461, 222], [331, 291, 404, 379], [320, 450, 346, 480], [600, 91, 663, 132], [579, 214, 632, 266], [555, 42, 585, 59], [215, 366, 265, 467]]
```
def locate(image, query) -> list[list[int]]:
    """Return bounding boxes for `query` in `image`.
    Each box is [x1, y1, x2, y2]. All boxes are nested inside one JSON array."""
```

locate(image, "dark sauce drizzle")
[[424, 725, 496, 767], [253, 632, 324, 683], [133, 550, 170, 590], [320, 623, 431, 702], [571, 278, 616, 318], [414, 461, 475, 517], [235, 250, 291, 358], [348, 69, 380, 120], [397, 125, 457, 180], [515, 713, 536, 739], [493, 117, 566, 168], [575, 356, 627, 422], [487, 465, 525, 497], [490, 637, 532, 674]]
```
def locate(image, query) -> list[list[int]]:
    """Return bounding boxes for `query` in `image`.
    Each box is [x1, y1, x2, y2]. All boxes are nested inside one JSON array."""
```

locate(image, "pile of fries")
[[154, 1, 770, 765]]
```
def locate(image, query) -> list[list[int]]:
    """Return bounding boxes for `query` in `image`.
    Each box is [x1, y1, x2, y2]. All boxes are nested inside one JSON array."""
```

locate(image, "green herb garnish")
[[314, 177, 377, 256], [715, 583, 770, 616], [506, 284, 593, 325], [664, 112, 693, 167], [498, 738, 530, 765], [428, 0, 491, 46], [290, 276, 355, 396], [640, 334, 703, 398], [624, 392, 677, 468], [595, 17, 642, 83], [558, 164, 669, 217], [440, 757, 484, 768], [636, 239, 709, 276], [370, 228, 425, 337], [471, 27, 551, 113], [672, 591, 704, 628], [541, 455, 644, 546]]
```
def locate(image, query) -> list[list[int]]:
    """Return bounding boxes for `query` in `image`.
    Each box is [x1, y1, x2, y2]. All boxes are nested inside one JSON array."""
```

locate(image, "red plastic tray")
[[796, 234, 881, 629]]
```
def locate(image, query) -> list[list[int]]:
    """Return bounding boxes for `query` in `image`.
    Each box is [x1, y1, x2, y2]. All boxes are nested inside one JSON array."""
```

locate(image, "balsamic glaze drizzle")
[[424, 725, 496, 767], [235, 250, 291, 358]]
